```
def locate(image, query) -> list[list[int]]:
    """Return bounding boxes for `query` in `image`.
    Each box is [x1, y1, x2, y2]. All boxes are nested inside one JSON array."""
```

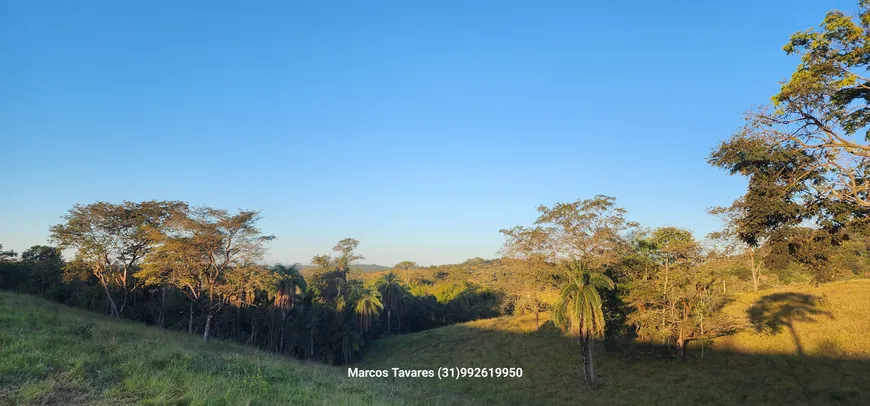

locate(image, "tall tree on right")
[[737, 2, 870, 207]]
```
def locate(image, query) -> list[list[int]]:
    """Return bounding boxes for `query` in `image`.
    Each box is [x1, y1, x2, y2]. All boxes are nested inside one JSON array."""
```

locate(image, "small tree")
[[333, 238, 363, 280], [21, 245, 64, 296], [393, 261, 418, 270], [354, 287, 384, 332], [551, 260, 613, 384], [708, 204, 768, 291], [625, 227, 725, 358], [0, 244, 16, 262], [499, 225, 553, 327]]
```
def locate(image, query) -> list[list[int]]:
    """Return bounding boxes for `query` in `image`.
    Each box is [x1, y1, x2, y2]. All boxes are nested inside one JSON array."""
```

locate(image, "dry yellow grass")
[[714, 279, 870, 358], [361, 279, 870, 405]]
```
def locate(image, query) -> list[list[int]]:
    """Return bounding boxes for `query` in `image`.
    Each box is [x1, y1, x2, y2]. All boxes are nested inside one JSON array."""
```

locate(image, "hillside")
[[0, 292, 462, 406], [360, 280, 870, 406], [3, 281, 870, 405]]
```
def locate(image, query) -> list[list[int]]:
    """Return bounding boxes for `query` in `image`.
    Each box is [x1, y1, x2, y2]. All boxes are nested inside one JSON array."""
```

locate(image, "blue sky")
[[0, 0, 856, 266]]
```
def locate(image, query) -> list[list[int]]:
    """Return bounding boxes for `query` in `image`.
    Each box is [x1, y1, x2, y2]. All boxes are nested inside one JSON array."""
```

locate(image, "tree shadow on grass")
[[747, 293, 833, 356]]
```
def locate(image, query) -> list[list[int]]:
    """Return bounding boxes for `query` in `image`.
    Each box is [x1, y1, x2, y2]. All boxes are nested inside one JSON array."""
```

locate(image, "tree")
[[271, 264, 307, 352], [499, 225, 553, 327], [735, 2, 870, 207], [139, 207, 274, 341], [534, 195, 637, 271], [527, 196, 634, 383], [375, 272, 406, 335], [625, 228, 725, 358], [0, 244, 16, 262], [21, 245, 64, 296], [333, 238, 363, 280], [551, 260, 613, 384], [709, 127, 856, 285], [651, 227, 699, 295], [393, 261, 418, 270], [354, 287, 383, 332], [50, 201, 182, 317]]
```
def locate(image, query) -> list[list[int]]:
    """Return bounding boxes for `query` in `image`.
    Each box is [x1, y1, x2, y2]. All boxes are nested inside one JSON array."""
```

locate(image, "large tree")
[[270, 264, 307, 352], [375, 272, 406, 335], [724, 2, 870, 207], [534, 195, 637, 271], [50, 201, 182, 317], [530, 195, 634, 383], [139, 207, 274, 341], [709, 122, 859, 284]]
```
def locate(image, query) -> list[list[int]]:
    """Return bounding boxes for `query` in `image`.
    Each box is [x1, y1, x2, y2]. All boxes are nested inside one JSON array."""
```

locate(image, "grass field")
[[0, 292, 461, 406], [2, 281, 870, 405], [360, 280, 870, 405]]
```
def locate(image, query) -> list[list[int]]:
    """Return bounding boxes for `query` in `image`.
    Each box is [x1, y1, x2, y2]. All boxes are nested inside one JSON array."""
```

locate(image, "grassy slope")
[[0, 292, 464, 406], [715, 280, 870, 358], [3, 281, 869, 405], [361, 280, 870, 406]]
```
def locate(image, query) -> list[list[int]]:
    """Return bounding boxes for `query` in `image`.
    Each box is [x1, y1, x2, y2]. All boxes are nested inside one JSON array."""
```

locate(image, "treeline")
[[0, 202, 499, 365]]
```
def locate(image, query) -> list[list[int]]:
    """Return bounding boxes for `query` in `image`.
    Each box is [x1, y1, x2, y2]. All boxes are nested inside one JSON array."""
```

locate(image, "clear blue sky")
[[0, 0, 855, 266]]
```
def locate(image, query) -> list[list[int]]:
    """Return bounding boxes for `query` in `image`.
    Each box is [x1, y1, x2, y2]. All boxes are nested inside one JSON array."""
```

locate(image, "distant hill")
[[297, 263, 391, 273]]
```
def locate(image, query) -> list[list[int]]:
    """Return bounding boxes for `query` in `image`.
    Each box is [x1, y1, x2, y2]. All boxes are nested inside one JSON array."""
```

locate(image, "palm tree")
[[375, 272, 406, 335], [354, 288, 383, 331], [271, 264, 307, 352], [551, 260, 613, 384]]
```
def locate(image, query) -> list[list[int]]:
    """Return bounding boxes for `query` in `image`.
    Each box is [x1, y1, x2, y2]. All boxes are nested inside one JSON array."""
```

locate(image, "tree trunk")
[[676, 333, 686, 359], [158, 286, 166, 329], [101, 282, 120, 318], [534, 290, 540, 328], [580, 335, 595, 384], [749, 247, 759, 292], [279, 311, 287, 353], [188, 300, 194, 334], [387, 310, 392, 335], [203, 314, 213, 342]]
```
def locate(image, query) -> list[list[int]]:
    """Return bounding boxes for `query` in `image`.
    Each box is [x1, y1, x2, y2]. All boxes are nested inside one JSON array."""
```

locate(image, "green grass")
[[3, 281, 870, 405], [0, 292, 464, 405], [360, 280, 870, 405]]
